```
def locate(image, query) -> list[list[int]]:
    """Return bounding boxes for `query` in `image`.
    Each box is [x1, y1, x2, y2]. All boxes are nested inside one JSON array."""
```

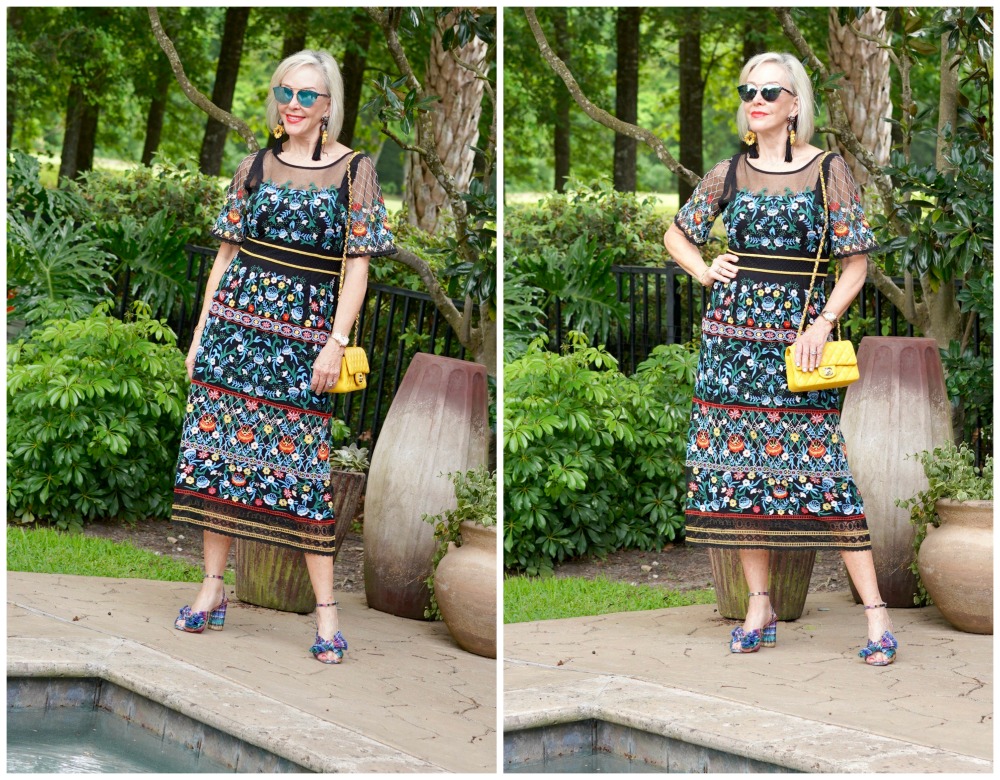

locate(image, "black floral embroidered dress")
[[172, 150, 395, 554], [674, 152, 876, 549]]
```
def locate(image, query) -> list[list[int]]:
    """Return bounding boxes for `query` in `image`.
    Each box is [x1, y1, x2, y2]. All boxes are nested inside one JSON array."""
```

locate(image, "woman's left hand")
[[793, 320, 834, 373], [310, 342, 345, 393]]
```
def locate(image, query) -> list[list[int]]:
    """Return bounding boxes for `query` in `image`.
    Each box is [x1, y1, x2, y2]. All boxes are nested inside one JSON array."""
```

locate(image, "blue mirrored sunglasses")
[[273, 85, 330, 108]]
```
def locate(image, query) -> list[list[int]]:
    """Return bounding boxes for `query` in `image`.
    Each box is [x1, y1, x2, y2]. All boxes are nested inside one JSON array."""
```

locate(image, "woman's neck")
[[753, 128, 792, 167]]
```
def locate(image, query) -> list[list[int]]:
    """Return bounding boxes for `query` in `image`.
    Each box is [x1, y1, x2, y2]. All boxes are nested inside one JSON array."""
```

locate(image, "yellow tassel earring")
[[273, 122, 285, 139], [743, 129, 758, 159]]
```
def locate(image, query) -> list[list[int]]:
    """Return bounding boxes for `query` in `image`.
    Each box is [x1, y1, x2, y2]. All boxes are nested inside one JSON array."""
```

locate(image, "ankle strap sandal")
[[859, 603, 898, 666]]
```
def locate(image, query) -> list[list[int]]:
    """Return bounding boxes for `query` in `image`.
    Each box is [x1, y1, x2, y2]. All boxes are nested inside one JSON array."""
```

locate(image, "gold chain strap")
[[337, 152, 361, 347], [797, 152, 839, 341]]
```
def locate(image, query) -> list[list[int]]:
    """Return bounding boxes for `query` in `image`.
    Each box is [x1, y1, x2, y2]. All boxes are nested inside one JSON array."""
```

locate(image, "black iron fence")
[[546, 263, 990, 466], [120, 244, 467, 448], [546, 264, 985, 375]]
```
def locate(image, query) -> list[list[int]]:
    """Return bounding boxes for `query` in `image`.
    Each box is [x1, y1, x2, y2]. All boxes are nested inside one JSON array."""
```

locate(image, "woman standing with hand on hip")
[[663, 52, 897, 666], [171, 50, 395, 664]]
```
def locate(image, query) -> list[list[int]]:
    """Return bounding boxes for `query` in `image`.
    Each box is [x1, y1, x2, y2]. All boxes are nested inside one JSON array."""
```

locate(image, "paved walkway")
[[8, 572, 496, 773], [505, 591, 992, 773]]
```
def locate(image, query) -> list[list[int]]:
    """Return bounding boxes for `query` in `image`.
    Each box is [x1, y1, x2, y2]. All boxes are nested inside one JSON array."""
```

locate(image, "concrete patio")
[[504, 590, 992, 773], [8, 571, 496, 773]]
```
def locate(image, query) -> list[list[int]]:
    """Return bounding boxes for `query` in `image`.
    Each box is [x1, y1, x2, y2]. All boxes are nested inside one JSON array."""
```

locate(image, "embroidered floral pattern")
[[677, 154, 871, 550], [176, 152, 394, 555]]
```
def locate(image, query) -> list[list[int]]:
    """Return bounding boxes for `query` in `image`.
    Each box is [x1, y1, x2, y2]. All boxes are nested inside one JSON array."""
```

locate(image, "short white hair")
[[265, 50, 344, 142], [735, 52, 814, 147]]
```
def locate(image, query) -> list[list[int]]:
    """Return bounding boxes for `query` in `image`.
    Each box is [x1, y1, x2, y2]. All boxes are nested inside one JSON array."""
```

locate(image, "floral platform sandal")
[[175, 574, 228, 634], [310, 601, 348, 665], [858, 602, 898, 666], [730, 591, 779, 654]]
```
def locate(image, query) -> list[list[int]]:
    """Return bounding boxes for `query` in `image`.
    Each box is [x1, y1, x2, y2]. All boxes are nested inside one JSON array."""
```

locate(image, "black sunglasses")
[[273, 85, 330, 108], [737, 83, 796, 103]]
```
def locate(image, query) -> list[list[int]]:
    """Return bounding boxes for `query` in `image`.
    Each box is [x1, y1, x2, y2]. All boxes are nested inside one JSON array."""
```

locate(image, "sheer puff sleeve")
[[345, 154, 397, 258], [210, 152, 258, 245], [673, 158, 730, 246], [826, 154, 878, 258]]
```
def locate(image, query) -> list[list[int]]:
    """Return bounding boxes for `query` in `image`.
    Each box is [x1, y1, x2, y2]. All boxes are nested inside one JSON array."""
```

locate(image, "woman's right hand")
[[700, 253, 740, 286], [185, 333, 202, 382]]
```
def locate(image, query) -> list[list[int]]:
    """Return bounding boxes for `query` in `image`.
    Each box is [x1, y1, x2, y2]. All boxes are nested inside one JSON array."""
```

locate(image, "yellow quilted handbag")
[[784, 340, 859, 392], [330, 346, 369, 394], [784, 151, 860, 394]]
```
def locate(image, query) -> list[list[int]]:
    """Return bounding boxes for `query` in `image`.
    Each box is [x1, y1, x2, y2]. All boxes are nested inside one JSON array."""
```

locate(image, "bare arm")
[[184, 242, 239, 381], [793, 253, 867, 372], [663, 223, 739, 287]]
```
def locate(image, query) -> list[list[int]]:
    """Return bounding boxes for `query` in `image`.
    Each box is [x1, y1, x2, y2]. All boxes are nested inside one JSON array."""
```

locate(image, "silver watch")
[[820, 310, 838, 325], [331, 331, 350, 347]]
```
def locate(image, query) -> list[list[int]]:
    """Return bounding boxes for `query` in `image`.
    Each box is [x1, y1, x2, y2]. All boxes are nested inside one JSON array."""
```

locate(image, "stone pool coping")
[[10, 635, 433, 773], [505, 591, 992, 773], [8, 572, 496, 773]]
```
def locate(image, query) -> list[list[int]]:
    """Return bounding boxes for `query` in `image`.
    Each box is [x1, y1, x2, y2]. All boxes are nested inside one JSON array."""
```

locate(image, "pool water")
[[8, 707, 233, 773]]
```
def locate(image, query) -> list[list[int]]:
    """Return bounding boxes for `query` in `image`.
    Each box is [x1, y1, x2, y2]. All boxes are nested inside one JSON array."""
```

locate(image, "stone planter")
[[364, 353, 489, 620], [709, 549, 816, 620], [235, 470, 366, 613], [917, 499, 993, 634], [840, 337, 953, 607], [434, 522, 497, 658]]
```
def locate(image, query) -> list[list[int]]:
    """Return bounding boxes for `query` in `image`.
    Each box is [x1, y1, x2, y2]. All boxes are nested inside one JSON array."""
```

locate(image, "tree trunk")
[[677, 11, 704, 206], [742, 12, 768, 63], [76, 101, 99, 176], [552, 7, 571, 193], [141, 65, 172, 166], [198, 7, 251, 176], [828, 8, 892, 188], [58, 83, 85, 181], [339, 10, 372, 147], [613, 7, 640, 193], [403, 14, 486, 233], [936, 32, 960, 172], [279, 18, 307, 60]]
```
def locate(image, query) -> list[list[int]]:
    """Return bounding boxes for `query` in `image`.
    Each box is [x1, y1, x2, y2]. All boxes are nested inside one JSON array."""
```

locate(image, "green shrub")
[[505, 178, 671, 267], [7, 304, 188, 531], [511, 236, 628, 347], [65, 160, 224, 246], [503, 334, 697, 575], [7, 210, 115, 334]]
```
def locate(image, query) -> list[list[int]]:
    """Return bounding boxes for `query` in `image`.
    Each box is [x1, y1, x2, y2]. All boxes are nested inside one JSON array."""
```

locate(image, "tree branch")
[[775, 8, 914, 311], [392, 248, 465, 334], [147, 8, 258, 152], [525, 7, 699, 187], [449, 47, 497, 192], [367, 7, 474, 261]]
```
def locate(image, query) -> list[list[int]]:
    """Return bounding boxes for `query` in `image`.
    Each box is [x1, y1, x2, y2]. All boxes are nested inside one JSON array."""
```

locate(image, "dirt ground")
[[83, 517, 849, 596]]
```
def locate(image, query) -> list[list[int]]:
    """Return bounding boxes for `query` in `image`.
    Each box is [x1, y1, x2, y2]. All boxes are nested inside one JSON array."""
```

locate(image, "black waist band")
[[239, 237, 342, 275]]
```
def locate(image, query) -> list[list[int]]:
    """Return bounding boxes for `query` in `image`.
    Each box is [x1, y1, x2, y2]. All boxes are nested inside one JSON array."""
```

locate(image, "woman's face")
[[276, 65, 330, 142], [742, 62, 798, 137]]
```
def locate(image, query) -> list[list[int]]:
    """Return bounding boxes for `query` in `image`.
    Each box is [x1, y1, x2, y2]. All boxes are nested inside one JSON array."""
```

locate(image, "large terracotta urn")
[[917, 499, 993, 634], [364, 353, 489, 619], [434, 522, 497, 658], [840, 337, 953, 607], [235, 470, 366, 613], [709, 549, 816, 621]]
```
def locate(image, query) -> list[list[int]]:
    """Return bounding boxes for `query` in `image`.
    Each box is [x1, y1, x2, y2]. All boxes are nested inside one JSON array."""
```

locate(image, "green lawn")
[[7, 525, 233, 584], [504, 574, 715, 623]]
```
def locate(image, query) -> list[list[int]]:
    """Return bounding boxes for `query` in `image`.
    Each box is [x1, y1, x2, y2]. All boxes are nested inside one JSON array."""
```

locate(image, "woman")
[[171, 50, 395, 664], [663, 52, 897, 666]]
